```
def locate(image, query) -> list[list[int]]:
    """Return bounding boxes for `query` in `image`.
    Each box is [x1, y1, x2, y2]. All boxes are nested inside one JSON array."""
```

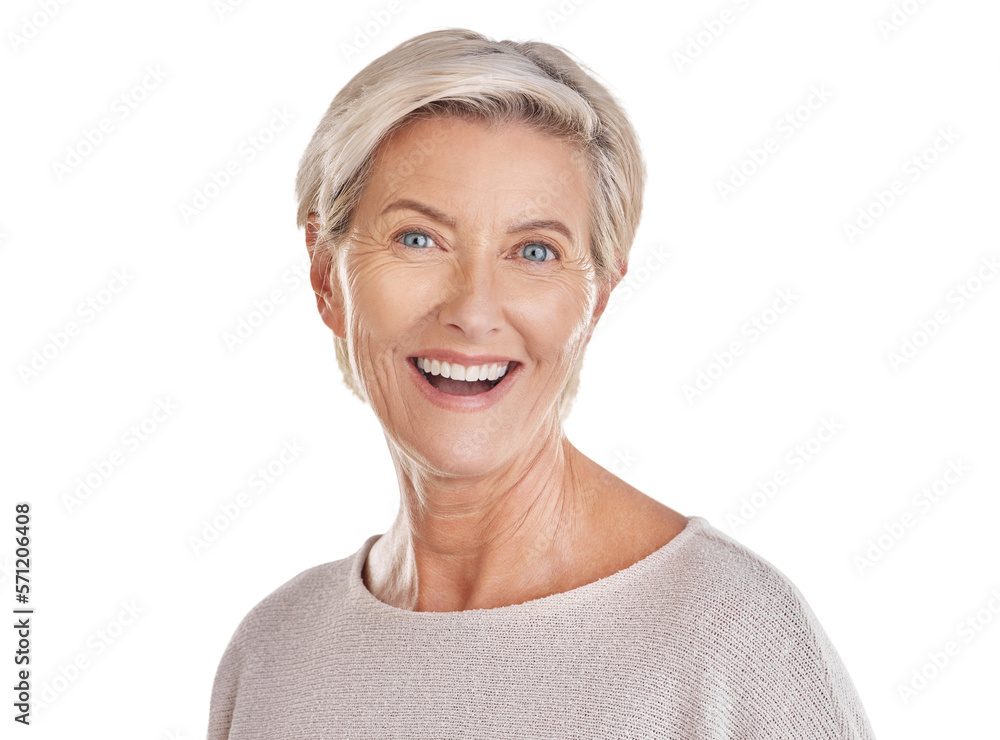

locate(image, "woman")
[[208, 28, 876, 739]]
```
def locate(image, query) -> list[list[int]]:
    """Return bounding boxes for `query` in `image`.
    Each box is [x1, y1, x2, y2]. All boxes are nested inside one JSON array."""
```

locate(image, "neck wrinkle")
[[373, 423, 590, 612]]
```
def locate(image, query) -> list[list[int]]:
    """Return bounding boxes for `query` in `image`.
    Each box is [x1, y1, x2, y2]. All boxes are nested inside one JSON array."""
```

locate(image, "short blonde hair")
[[296, 27, 645, 419]]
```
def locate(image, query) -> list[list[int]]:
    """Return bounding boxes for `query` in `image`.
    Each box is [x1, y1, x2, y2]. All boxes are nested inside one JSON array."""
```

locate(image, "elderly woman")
[[208, 28, 876, 739]]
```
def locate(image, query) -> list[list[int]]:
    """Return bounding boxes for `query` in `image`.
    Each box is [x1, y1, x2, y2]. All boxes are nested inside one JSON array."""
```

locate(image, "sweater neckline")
[[348, 515, 707, 617]]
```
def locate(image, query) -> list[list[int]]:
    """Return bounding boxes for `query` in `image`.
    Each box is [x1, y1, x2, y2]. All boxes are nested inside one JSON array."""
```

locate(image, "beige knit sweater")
[[207, 516, 876, 738]]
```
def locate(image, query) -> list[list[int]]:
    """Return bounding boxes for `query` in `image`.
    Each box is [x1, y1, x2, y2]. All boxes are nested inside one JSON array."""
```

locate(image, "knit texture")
[[207, 516, 876, 739]]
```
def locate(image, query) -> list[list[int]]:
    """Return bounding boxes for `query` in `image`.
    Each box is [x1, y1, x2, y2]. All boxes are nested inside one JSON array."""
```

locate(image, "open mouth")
[[409, 357, 518, 396]]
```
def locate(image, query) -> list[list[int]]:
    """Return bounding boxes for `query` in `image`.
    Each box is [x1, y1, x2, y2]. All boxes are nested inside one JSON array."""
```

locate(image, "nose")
[[437, 247, 504, 341]]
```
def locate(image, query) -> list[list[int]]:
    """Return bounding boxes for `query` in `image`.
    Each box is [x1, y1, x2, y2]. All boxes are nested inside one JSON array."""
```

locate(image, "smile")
[[409, 357, 518, 396]]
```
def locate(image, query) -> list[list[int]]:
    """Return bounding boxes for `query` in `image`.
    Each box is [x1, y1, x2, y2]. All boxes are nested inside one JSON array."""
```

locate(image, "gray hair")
[[295, 28, 645, 419]]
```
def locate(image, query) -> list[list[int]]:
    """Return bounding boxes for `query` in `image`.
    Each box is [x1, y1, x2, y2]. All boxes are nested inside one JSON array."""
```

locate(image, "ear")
[[306, 213, 347, 339]]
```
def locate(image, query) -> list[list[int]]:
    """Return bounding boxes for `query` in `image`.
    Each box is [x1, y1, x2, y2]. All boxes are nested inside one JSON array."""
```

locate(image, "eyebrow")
[[378, 198, 576, 244]]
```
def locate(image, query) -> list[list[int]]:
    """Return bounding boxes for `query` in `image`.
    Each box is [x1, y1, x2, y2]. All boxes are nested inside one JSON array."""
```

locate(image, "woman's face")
[[319, 115, 611, 477]]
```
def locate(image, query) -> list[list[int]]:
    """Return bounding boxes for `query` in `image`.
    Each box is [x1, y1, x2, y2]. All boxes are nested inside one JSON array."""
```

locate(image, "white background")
[[3, 0, 998, 737]]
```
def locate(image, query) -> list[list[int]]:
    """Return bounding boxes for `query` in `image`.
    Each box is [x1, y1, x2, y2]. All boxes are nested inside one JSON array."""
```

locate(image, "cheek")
[[506, 276, 595, 357], [345, 257, 428, 343]]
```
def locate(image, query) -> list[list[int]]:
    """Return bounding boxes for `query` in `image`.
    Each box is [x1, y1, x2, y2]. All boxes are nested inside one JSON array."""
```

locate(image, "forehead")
[[366, 115, 591, 218]]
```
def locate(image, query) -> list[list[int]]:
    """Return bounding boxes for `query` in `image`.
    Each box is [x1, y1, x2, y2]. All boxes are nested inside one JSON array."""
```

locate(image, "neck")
[[368, 424, 600, 612]]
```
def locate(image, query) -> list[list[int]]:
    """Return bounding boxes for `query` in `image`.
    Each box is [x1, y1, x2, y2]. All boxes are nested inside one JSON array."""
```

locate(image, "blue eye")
[[400, 231, 433, 248], [522, 242, 555, 262]]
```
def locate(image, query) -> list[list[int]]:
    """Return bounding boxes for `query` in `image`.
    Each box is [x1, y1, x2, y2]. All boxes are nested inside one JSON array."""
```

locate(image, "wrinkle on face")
[[330, 114, 605, 508]]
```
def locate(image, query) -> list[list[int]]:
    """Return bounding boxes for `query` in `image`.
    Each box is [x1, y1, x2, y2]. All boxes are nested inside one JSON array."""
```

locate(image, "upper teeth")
[[416, 357, 510, 382]]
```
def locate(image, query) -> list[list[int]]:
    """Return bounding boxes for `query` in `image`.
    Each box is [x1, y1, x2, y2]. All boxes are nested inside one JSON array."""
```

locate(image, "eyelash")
[[392, 229, 561, 262]]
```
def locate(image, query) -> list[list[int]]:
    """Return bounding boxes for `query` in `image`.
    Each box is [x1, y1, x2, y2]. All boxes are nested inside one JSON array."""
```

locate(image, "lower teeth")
[[426, 371, 500, 389]]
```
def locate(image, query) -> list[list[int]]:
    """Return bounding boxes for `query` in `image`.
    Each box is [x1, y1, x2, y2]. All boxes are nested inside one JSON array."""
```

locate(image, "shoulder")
[[207, 545, 369, 739], [571, 448, 825, 634], [646, 518, 875, 738], [665, 517, 828, 637], [676, 518, 802, 595], [220, 544, 364, 661]]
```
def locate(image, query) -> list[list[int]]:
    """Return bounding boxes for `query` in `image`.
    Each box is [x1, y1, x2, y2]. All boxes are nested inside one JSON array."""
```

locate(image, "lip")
[[406, 355, 521, 411], [409, 349, 519, 367]]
